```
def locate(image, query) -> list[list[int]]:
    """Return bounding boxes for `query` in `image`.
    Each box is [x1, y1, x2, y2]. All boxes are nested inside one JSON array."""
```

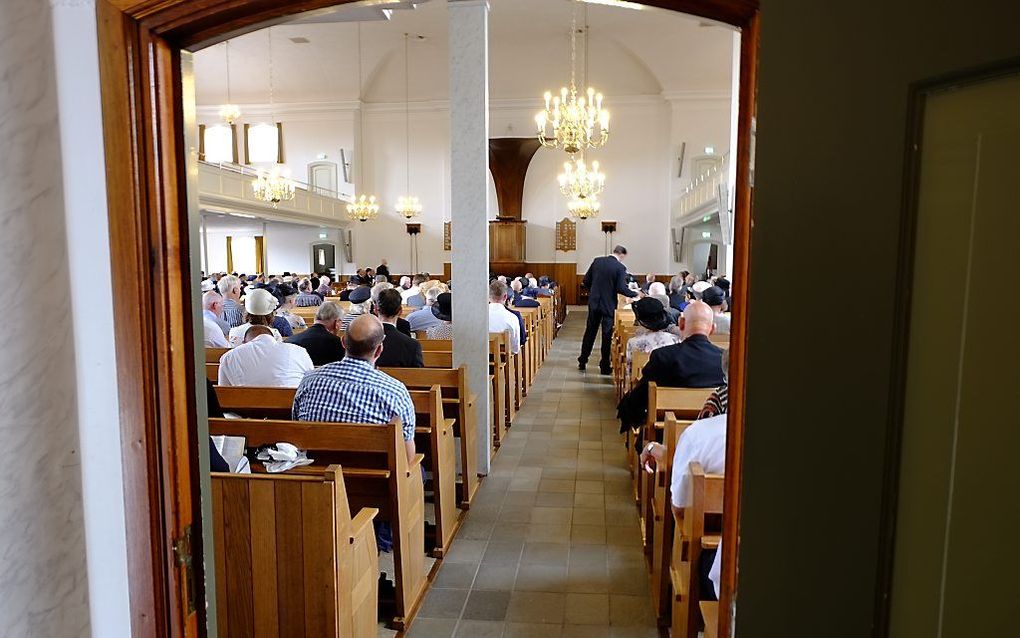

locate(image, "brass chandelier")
[[348, 23, 381, 223], [558, 155, 604, 200], [535, 2, 609, 155], [568, 193, 600, 220], [250, 28, 295, 207]]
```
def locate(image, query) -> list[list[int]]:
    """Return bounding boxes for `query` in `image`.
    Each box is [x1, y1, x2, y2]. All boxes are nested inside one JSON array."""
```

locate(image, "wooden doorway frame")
[[96, 0, 758, 635]]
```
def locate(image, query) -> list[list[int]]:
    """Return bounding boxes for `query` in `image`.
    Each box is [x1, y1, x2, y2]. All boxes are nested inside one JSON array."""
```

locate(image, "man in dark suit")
[[374, 288, 424, 368], [284, 301, 346, 366], [617, 301, 725, 431], [579, 245, 639, 374]]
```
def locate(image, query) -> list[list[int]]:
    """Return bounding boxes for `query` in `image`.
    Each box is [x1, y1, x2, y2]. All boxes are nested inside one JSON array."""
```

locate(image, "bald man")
[[292, 314, 416, 462], [616, 301, 725, 431]]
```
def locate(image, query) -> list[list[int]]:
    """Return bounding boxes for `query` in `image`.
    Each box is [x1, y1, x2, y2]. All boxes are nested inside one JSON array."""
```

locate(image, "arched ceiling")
[[193, 0, 735, 106]]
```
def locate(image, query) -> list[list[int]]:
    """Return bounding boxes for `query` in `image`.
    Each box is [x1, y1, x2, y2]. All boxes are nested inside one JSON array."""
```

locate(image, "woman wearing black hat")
[[425, 292, 454, 340], [625, 297, 681, 385]]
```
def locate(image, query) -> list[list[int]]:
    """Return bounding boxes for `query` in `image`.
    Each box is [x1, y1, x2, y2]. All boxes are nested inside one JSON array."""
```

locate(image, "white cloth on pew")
[[218, 334, 313, 388], [203, 312, 229, 348], [488, 302, 521, 354], [670, 413, 727, 509]]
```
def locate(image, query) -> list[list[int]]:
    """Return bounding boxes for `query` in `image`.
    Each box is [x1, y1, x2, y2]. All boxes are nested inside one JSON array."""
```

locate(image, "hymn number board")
[[555, 217, 577, 251]]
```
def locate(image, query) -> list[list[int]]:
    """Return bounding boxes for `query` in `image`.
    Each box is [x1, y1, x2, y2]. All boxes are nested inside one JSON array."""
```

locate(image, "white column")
[[449, 0, 491, 475]]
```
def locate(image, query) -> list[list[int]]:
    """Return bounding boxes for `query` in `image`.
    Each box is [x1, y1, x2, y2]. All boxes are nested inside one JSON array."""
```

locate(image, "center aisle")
[[407, 308, 659, 638]]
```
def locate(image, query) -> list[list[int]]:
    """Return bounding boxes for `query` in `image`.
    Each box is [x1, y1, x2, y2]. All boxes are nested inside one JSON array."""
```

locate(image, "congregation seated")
[[641, 273, 657, 293], [407, 286, 444, 332], [402, 274, 427, 307], [218, 274, 245, 328], [202, 290, 229, 348], [295, 277, 323, 307], [509, 277, 540, 308], [340, 286, 373, 331], [227, 288, 283, 347], [425, 292, 454, 340], [702, 285, 730, 334], [376, 258, 390, 279], [338, 276, 359, 300], [626, 297, 681, 370], [315, 275, 332, 298], [272, 282, 306, 331], [218, 325, 312, 387], [487, 280, 521, 354], [668, 273, 691, 311], [374, 289, 423, 368], [617, 301, 724, 431], [371, 282, 411, 336], [292, 314, 417, 463], [285, 301, 346, 366], [533, 276, 555, 297]]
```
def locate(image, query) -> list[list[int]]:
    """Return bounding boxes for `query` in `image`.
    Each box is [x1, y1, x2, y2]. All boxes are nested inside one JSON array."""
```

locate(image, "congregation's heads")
[[273, 283, 298, 310], [489, 280, 509, 303], [679, 300, 715, 339], [412, 274, 427, 287], [399, 275, 412, 290], [343, 314, 385, 362], [648, 281, 667, 297], [370, 281, 393, 306], [202, 291, 224, 316], [217, 275, 241, 300], [668, 275, 685, 294], [243, 288, 279, 326], [376, 288, 403, 320], [314, 301, 344, 335], [242, 325, 273, 344], [423, 286, 443, 307], [702, 286, 727, 311], [432, 292, 453, 322], [690, 280, 711, 300], [298, 278, 313, 293], [645, 273, 656, 284], [510, 278, 524, 293], [632, 297, 671, 332], [375, 274, 388, 284]]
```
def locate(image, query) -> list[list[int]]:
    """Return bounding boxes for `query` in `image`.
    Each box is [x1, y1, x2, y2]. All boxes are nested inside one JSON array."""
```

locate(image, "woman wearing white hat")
[[227, 288, 283, 348]]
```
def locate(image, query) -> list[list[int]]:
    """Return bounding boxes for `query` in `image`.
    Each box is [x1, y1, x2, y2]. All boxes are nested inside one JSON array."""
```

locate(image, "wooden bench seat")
[[211, 466, 379, 638], [208, 418, 427, 630], [408, 385, 461, 558], [380, 366, 479, 508], [671, 463, 723, 638]]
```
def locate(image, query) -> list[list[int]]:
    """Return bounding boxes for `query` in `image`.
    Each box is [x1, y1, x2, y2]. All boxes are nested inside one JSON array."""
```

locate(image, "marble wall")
[[0, 1, 91, 635]]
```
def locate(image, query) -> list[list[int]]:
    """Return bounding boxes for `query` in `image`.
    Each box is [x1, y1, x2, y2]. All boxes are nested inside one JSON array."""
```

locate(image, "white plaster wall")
[[203, 221, 345, 274], [0, 2, 93, 635]]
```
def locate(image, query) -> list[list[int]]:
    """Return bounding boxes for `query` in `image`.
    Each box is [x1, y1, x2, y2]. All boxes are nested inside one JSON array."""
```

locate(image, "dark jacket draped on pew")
[[617, 334, 725, 431]]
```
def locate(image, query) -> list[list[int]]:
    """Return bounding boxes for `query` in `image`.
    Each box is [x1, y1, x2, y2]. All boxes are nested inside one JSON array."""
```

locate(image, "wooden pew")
[[638, 384, 714, 553], [417, 339, 452, 352], [208, 417, 428, 630], [211, 467, 379, 638], [206, 347, 228, 363], [628, 349, 652, 392], [380, 366, 479, 508], [650, 412, 693, 624], [423, 350, 453, 368], [671, 462, 723, 638], [700, 601, 719, 638], [408, 385, 460, 558], [708, 333, 729, 347], [489, 333, 508, 448], [214, 385, 296, 419]]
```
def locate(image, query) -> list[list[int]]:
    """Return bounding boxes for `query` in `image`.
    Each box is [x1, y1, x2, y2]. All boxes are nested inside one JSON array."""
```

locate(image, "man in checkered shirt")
[[292, 313, 416, 462]]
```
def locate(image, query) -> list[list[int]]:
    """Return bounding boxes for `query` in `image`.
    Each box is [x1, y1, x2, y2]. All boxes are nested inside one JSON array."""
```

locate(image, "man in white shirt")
[[400, 274, 425, 304], [487, 280, 521, 354], [202, 291, 229, 347], [218, 325, 313, 387], [667, 413, 727, 511]]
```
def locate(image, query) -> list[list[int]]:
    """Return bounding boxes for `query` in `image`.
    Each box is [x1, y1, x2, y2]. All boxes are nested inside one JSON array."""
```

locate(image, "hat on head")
[[432, 292, 452, 322], [632, 297, 671, 331], [244, 288, 279, 315], [349, 286, 372, 305], [538, 276, 550, 286], [200, 279, 215, 292], [691, 281, 712, 298], [714, 277, 730, 291], [247, 274, 257, 281], [702, 286, 726, 307]]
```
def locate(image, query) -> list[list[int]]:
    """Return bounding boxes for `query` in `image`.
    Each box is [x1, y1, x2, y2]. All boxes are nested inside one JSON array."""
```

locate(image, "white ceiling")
[[193, 0, 735, 106]]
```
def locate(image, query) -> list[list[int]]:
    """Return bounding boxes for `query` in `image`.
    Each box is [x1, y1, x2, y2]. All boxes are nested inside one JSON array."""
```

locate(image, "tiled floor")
[[407, 309, 658, 638]]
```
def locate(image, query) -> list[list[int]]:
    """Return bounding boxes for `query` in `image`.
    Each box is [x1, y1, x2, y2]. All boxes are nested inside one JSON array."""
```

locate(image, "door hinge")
[[172, 525, 197, 615]]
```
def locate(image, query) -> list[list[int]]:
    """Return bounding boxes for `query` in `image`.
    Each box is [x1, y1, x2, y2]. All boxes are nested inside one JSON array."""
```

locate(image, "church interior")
[[3, 0, 1019, 637]]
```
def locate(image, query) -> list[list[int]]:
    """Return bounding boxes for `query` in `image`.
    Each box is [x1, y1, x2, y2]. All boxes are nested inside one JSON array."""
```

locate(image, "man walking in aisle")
[[578, 245, 639, 374]]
